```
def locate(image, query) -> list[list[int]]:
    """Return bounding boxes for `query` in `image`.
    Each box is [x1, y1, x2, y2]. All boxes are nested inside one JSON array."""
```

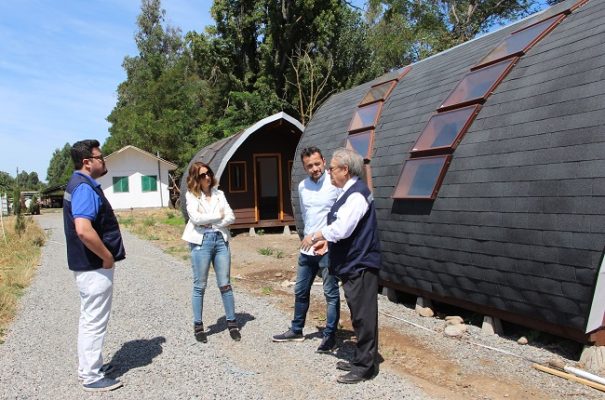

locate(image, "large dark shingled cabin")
[[182, 112, 303, 230], [293, 0, 605, 345]]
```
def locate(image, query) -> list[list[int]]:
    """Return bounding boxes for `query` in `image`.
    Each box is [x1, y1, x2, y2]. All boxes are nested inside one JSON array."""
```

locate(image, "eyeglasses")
[[199, 172, 213, 179], [328, 166, 341, 172], [89, 155, 104, 162]]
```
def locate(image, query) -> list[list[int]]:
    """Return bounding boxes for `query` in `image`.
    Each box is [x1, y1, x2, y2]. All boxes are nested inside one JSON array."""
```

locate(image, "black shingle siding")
[[295, 0, 605, 335]]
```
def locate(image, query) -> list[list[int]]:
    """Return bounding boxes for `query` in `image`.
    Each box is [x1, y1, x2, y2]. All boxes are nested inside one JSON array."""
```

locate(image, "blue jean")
[[190, 232, 235, 324], [291, 253, 340, 338]]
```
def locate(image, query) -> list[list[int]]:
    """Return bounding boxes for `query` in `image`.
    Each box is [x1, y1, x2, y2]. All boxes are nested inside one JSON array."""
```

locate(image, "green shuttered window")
[[141, 175, 158, 192], [113, 176, 129, 193]]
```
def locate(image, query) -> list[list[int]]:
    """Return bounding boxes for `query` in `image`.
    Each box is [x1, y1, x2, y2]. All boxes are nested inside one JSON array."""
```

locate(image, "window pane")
[[113, 177, 128, 193], [348, 102, 382, 132], [412, 105, 480, 154], [346, 130, 373, 158], [475, 15, 564, 69], [229, 162, 246, 192], [359, 81, 396, 106], [440, 59, 516, 110], [374, 65, 411, 85], [392, 156, 451, 199], [142, 175, 157, 192]]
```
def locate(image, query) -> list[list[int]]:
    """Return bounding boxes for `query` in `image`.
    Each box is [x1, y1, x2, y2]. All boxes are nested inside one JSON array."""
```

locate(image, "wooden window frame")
[[288, 160, 294, 191], [359, 80, 397, 107], [348, 101, 383, 133], [346, 130, 375, 160], [141, 175, 158, 192], [411, 105, 481, 156], [112, 176, 129, 193], [473, 14, 565, 70], [439, 58, 518, 112], [228, 161, 247, 193], [391, 155, 452, 200]]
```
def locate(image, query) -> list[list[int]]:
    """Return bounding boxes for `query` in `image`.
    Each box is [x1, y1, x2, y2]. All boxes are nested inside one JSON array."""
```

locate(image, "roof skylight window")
[[412, 105, 481, 155], [440, 58, 517, 111], [392, 155, 451, 200]]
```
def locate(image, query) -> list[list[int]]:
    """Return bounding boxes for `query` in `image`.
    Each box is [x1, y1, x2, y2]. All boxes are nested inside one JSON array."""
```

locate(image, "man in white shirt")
[[272, 147, 341, 353], [305, 148, 381, 384]]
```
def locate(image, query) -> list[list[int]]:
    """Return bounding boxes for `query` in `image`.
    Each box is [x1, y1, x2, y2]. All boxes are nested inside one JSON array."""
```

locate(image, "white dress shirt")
[[298, 171, 340, 255], [321, 177, 369, 243]]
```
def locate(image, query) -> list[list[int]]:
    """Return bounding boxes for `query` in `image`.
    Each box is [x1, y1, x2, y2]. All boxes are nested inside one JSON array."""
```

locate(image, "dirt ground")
[[228, 231, 552, 400], [113, 208, 602, 399]]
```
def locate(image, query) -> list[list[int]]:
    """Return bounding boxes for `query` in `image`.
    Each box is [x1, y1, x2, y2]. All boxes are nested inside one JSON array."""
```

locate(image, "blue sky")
[[0, 0, 213, 182], [0, 0, 546, 182]]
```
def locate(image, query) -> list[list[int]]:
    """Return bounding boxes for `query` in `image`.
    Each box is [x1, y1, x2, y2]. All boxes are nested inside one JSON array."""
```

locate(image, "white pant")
[[74, 267, 114, 384]]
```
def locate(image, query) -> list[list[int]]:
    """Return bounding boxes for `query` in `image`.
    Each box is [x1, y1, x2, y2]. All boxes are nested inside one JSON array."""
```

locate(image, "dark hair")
[[187, 162, 217, 196], [71, 140, 101, 170], [300, 146, 323, 161]]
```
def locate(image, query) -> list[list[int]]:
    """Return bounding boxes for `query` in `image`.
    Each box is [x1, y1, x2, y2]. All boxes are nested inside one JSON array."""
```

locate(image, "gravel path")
[[0, 213, 430, 400]]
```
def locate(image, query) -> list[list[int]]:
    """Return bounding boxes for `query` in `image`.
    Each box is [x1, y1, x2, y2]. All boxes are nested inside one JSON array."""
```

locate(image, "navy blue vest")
[[327, 179, 381, 280], [63, 172, 125, 271]]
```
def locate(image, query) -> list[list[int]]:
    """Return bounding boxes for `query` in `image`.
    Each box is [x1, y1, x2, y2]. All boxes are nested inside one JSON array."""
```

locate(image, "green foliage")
[[142, 216, 157, 227], [14, 214, 26, 236], [28, 196, 40, 215], [0, 171, 14, 194], [12, 189, 21, 215], [103, 0, 542, 172], [46, 143, 73, 187], [367, 0, 537, 63], [258, 247, 274, 256]]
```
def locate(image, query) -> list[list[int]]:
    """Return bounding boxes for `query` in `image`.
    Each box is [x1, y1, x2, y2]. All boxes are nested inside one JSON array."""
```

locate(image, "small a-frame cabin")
[[182, 112, 304, 230], [294, 0, 605, 346]]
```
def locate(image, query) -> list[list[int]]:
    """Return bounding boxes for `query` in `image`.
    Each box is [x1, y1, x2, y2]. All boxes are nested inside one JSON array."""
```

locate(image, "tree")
[[46, 143, 73, 187], [367, 0, 538, 65], [0, 171, 14, 194], [106, 0, 204, 172]]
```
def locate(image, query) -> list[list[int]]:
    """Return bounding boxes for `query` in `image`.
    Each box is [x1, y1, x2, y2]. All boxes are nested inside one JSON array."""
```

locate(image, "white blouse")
[[181, 188, 235, 244]]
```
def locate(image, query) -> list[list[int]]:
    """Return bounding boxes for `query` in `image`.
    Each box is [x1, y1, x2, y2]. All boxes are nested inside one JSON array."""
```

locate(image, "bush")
[[14, 214, 26, 236], [28, 196, 40, 215]]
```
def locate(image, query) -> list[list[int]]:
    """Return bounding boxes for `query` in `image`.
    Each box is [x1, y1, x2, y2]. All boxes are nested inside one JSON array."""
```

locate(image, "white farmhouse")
[[97, 145, 177, 209]]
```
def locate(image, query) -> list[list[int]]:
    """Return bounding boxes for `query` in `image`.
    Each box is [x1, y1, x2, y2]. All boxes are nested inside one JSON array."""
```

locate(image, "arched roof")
[[295, 0, 604, 340]]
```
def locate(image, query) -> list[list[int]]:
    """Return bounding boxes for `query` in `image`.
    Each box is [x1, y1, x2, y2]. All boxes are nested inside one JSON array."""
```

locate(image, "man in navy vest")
[[305, 148, 381, 384], [63, 140, 125, 392]]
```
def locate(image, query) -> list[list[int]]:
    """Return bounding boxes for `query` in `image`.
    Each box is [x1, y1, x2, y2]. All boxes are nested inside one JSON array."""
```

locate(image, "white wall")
[[96, 148, 174, 209]]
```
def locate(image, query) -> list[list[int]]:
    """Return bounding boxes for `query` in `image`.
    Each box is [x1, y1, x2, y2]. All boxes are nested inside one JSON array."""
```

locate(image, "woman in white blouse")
[[182, 162, 239, 342]]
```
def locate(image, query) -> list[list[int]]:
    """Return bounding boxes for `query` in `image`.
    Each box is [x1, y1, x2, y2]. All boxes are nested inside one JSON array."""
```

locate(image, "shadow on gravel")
[[109, 336, 166, 378], [206, 312, 255, 337]]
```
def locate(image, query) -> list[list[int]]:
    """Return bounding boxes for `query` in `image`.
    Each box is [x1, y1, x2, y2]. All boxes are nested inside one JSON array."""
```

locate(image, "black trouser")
[[342, 268, 379, 377]]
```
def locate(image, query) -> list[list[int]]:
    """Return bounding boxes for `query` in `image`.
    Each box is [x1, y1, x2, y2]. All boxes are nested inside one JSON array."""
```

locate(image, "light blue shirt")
[[298, 171, 340, 255]]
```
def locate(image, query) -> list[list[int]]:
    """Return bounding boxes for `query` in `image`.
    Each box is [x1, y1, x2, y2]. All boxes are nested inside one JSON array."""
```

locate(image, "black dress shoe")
[[337, 371, 367, 384], [336, 361, 352, 371]]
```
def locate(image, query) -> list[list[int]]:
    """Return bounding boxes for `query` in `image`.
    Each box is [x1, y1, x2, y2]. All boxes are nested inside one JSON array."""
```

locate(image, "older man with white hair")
[[304, 148, 381, 384]]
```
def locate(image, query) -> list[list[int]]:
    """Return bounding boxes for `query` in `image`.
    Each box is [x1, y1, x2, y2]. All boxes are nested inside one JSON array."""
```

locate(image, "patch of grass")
[[261, 286, 273, 295], [0, 216, 46, 343], [258, 247, 275, 256], [146, 234, 160, 241], [275, 250, 285, 259], [118, 216, 134, 226], [256, 229, 265, 236], [142, 216, 156, 227], [162, 214, 185, 227]]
